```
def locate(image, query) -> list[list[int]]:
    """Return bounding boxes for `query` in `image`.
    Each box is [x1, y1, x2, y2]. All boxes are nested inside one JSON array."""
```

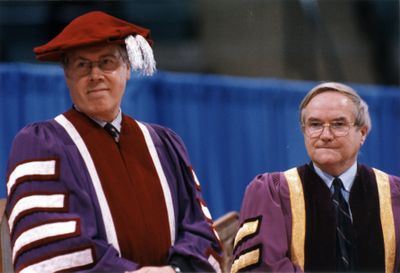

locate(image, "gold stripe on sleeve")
[[230, 247, 260, 273], [284, 168, 305, 271], [373, 168, 395, 273], [233, 218, 260, 249]]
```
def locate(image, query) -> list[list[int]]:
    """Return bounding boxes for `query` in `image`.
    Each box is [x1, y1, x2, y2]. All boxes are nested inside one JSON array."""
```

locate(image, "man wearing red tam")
[[5, 11, 222, 273]]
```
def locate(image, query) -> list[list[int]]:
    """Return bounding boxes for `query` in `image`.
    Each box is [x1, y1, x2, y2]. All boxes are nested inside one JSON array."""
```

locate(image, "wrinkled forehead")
[[308, 91, 352, 105], [304, 91, 357, 120]]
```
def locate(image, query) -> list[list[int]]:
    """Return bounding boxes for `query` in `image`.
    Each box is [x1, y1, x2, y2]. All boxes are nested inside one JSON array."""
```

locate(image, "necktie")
[[332, 177, 354, 271], [104, 122, 119, 142]]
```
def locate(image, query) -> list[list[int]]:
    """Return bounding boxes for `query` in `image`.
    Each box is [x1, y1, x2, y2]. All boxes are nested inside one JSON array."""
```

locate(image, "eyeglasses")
[[302, 120, 356, 138], [66, 55, 123, 78]]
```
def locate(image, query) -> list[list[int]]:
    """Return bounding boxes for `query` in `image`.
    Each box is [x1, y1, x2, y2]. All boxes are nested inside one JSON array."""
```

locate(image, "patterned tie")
[[332, 177, 354, 271], [104, 122, 120, 142]]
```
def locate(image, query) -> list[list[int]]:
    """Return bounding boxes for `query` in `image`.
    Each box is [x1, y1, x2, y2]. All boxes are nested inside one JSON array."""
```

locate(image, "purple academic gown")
[[6, 109, 222, 273], [232, 163, 400, 273]]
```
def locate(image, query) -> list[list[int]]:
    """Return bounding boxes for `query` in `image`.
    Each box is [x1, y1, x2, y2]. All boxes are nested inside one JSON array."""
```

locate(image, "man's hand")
[[126, 265, 176, 273]]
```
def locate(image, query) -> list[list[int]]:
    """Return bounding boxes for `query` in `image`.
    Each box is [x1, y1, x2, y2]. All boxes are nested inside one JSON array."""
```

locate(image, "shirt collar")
[[74, 105, 122, 132], [313, 161, 357, 192], [93, 110, 122, 133]]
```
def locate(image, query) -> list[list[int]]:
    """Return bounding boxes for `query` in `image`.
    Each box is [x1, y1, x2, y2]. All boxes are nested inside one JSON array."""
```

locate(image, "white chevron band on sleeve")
[[7, 159, 57, 195], [8, 194, 66, 232], [191, 169, 201, 188], [208, 253, 222, 273], [12, 220, 78, 262], [213, 228, 221, 241], [136, 122, 176, 245], [19, 247, 94, 273], [199, 200, 212, 221]]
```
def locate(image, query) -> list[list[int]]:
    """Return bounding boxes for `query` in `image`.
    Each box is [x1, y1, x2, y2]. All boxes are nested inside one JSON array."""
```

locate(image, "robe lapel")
[[350, 164, 385, 271], [64, 109, 171, 266], [299, 164, 336, 271]]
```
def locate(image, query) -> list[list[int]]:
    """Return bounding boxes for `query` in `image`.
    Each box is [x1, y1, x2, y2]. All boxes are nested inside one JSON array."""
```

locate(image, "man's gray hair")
[[299, 82, 372, 133]]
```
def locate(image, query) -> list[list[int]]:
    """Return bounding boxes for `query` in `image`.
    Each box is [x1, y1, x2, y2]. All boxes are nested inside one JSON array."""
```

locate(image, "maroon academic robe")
[[6, 109, 222, 273]]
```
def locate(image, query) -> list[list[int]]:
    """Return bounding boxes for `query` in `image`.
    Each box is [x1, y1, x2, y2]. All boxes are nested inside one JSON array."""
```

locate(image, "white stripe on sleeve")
[[8, 194, 66, 232], [12, 220, 78, 262], [7, 160, 57, 195], [19, 247, 93, 273]]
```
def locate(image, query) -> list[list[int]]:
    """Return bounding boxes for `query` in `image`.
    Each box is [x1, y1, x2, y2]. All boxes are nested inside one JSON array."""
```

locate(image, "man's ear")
[[359, 126, 368, 145], [125, 64, 131, 80]]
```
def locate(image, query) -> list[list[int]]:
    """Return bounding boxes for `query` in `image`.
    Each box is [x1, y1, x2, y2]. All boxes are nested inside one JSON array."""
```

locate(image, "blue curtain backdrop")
[[1, 63, 399, 218]]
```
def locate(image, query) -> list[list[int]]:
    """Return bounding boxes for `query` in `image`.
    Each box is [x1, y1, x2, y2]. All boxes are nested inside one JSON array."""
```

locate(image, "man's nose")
[[88, 64, 104, 79], [320, 124, 334, 139]]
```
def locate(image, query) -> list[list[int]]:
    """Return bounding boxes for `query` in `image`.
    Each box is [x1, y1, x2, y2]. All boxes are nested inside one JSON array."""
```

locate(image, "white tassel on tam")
[[134, 35, 157, 76], [124, 35, 144, 72], [124, 35, 156, 76]]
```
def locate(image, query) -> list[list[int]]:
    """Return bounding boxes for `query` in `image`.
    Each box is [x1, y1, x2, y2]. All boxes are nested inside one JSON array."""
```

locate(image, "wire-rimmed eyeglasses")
[[302, 120, 356, 138], [66, 54, 123, 78]]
